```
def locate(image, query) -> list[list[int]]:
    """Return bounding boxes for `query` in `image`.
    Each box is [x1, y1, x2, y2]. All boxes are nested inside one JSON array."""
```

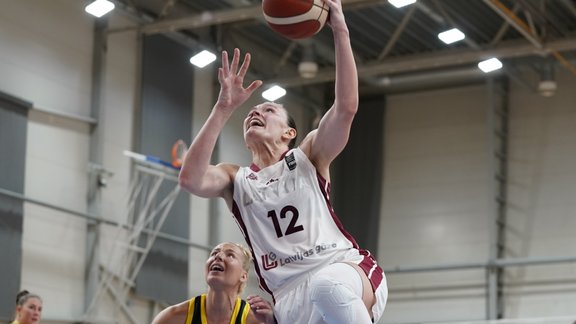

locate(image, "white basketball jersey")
[[232, 148, 369, 297]]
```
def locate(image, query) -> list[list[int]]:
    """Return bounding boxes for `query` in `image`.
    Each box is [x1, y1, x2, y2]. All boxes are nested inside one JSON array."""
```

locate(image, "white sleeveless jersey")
[[231, 148, 383, 299]]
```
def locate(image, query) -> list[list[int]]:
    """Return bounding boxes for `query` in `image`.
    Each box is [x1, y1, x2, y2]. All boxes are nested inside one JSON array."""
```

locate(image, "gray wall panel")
[[135, 35, 192, 304], [0, 92, 30, 320], [332, 95, 385, 255]]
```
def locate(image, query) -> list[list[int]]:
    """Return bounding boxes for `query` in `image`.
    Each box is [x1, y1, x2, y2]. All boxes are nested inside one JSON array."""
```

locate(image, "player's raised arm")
[[179, 49, 262, 199], [303, 0, 358, 173]]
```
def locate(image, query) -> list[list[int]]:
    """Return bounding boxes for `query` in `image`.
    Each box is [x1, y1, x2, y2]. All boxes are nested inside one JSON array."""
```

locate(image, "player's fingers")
[[230, 48, 240, 74], [217, 68, 224, 83], [238, 53, 251, 77], [221, 51, 230, 75], [245, 80, 262, 93]]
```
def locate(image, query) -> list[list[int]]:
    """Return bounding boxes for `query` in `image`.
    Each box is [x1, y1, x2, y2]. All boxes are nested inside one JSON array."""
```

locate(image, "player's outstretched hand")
[[215, 48, 262, 114]]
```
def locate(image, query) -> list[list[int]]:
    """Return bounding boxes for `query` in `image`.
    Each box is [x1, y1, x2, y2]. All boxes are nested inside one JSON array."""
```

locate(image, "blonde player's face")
[[243, 102, 290, 146], [17, 297, 42, 324], [205, 243, 248, 292]]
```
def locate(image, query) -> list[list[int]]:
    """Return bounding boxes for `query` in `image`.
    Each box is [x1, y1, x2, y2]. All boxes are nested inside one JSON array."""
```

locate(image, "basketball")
[[262, 0, 330, 40]]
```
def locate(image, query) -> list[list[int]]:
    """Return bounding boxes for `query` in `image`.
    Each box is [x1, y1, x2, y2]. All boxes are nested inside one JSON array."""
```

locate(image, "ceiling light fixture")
[[298, 62, 318, 78], [438, 28, 466, 44], [85, 0, 115, 18], [538, 60, 557, 97], [298, 43, 318, 79], [388, 0, 417, 8], [478, 58, 503, 73], [262, 85, 286, 101], [538, 80, 557, 97], [189, 50, 217, 68]]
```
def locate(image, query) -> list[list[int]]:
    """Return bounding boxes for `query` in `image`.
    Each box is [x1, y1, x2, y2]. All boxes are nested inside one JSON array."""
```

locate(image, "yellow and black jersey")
[[185, 294, 249, 324]]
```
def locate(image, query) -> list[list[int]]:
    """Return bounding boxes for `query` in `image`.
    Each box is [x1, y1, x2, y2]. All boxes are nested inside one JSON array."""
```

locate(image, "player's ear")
[[284, 128, 296, 140]]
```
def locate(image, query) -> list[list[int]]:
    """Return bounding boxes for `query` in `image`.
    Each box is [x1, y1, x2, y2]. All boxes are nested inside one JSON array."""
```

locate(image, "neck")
[[205, 289, 237, 321], [250, 142, 289, 169]]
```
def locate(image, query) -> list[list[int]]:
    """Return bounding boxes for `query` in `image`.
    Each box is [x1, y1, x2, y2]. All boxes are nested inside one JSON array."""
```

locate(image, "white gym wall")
[[380, 72, 576, 323]]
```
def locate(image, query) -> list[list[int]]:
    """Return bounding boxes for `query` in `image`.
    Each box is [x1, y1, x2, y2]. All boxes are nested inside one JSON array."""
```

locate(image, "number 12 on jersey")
[[267, 205, 304, 238]]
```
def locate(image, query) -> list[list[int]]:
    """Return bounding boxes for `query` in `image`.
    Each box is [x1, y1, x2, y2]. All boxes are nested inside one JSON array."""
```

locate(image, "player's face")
[[244, 102, 291, 146], [205, 243, 247, 292], [17, 297, 42, 324]]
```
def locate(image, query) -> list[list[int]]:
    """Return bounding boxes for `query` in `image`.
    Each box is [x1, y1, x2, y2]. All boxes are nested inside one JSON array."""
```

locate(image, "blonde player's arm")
[[151, 300, 188, 324]]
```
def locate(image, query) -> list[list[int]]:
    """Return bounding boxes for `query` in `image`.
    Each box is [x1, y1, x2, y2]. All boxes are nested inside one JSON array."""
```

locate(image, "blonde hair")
[[232, 242, 252, 294], [232, 242, 253, 271]]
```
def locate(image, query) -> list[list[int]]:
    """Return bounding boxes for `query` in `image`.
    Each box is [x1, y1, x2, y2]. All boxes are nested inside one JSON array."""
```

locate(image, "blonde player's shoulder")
[[151, 299, 190, 324]]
